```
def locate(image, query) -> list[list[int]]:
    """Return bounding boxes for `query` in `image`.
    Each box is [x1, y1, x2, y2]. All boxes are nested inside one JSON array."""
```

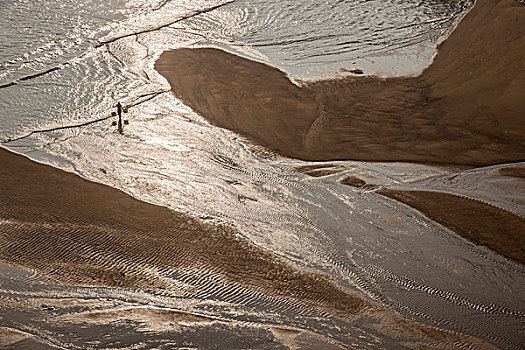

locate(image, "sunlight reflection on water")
[[1, 0, 524, 349]]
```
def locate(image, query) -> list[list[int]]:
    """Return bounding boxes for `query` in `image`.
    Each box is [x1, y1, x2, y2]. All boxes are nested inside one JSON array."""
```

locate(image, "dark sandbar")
[[0, 148, 494, 347], [378, 189, 525, 264], [155, 0, 525, 167]]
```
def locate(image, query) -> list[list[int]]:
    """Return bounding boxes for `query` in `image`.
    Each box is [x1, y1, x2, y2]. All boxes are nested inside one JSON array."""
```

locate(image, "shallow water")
[[1, 0, 524, 349], [182, 0, 473, 78]]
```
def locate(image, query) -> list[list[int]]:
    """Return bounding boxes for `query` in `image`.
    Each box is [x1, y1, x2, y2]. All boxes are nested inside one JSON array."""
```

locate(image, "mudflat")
[[0, 148, 363, 315], [377, 189, 525, 265], [0, 148, 497, 348], [155, 0, 525, 166]]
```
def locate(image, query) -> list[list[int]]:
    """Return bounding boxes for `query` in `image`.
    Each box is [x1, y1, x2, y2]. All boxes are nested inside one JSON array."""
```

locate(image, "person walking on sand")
[[116, 102, 123, 134]]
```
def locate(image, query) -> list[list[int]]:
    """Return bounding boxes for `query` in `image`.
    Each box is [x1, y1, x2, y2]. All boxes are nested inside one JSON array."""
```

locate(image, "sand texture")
[[0, 149, 364, 315], [155, 0, 525, 166], [378, 189, 525, 265], [499, 165, 525, 180], [1, 0, 523, 348], [0, 327, 31, 347], [0, 148, 498, 348]]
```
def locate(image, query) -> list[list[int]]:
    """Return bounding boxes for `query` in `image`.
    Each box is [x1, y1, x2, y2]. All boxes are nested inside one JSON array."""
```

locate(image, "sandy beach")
[[0, 147, 498, 348], [155, 0, 525, 166], [293, 162, 525, 265], [377, 189, 525, 264], [1, 0, 524, 348], [0, 148, 365, 313], [153, 0, 525, 265]]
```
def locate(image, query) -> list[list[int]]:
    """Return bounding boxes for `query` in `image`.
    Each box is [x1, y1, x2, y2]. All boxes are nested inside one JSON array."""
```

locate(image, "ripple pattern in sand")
[[29, 100, 525, 348]]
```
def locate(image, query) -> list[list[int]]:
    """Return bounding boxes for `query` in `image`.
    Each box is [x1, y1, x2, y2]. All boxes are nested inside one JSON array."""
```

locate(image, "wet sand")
[[292, 163, 347, 177], [0, 148, 496, 348], [295, 166, 525, 264], [499, 165, 525, 180], [1, 0, 523, 347], [155, 0, 525, 167], [0, 327, 31, 347], [0, 149, 364, 316], [378, 189, 525, 265]]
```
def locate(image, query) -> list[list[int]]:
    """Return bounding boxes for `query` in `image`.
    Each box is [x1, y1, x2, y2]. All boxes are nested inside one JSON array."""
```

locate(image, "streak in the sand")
[[1, 0, 524, 349]]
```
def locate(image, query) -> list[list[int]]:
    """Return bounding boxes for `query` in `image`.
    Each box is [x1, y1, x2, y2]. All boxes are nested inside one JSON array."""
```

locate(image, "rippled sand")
[[0, 148, 499, 349], [1, 0, 524, 349], [377, 189, 525, 264]]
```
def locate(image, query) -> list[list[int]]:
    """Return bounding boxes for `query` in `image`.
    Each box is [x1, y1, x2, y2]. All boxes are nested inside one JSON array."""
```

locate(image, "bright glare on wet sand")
[[0, 0, 524, 349]]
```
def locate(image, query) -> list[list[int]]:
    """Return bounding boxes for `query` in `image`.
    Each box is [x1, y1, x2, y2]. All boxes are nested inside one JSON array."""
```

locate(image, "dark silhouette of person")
[[116, 102, 123, 134]]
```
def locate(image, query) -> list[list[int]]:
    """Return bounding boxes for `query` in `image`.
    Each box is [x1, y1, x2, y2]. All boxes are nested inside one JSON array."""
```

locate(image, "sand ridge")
[[1, 0, 522, 347], [0, 148, 497, 348], [0, 327, 31, 347], [155, 0, 525, 166], [377, 189, 525, 264], [0, 149, 364, 317]]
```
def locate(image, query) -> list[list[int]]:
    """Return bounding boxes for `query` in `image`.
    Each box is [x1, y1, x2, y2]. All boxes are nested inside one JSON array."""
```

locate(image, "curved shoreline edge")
[[155, 0, 525, 166], [0, 147, 497, 348], [377, 189, 525, 265], [0, 1, 523, 347]]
